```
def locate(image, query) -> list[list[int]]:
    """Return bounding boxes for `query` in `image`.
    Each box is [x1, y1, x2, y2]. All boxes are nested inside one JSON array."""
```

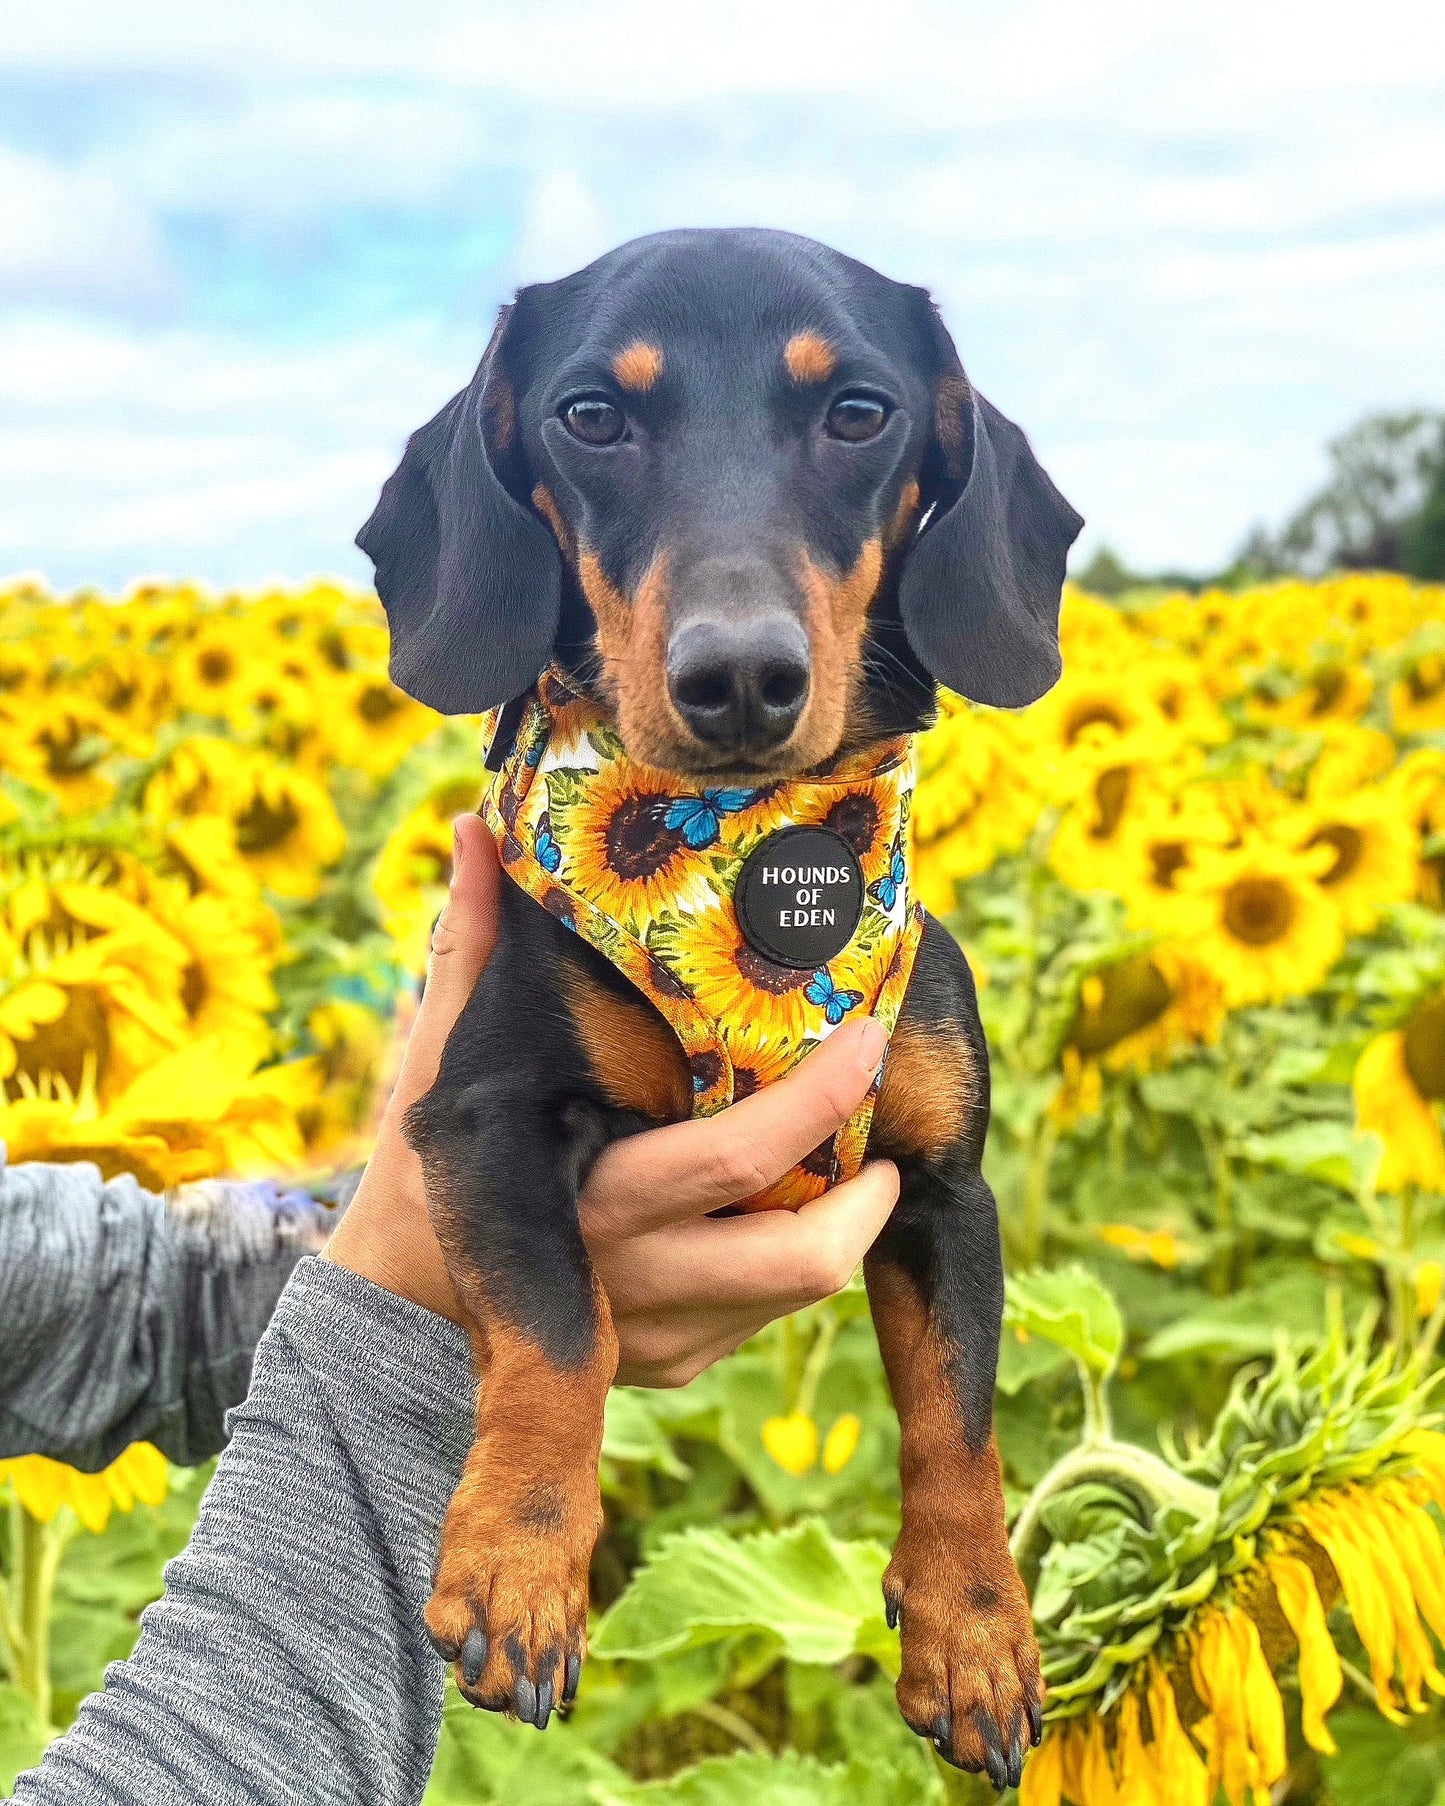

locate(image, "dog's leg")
[[867, 919, 1042, 1790], [400, 885, 634, 1727], [865, 1184, 1041, 1789]]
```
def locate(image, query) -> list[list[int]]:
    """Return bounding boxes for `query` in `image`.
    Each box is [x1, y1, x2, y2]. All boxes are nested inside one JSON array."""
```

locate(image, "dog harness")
[[479, 671, 924, 1212]]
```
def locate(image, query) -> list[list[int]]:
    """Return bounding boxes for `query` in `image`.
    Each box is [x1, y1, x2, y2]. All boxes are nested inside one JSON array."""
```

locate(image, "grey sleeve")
[[0, 1148, 337, 1469], [13, 1257, 475, 1806]]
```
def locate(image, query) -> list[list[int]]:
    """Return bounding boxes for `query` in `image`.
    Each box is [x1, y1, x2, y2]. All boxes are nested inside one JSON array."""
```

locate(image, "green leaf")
[[592, 1520, 894, 1676], [604, 1390, 691, 1480], [997, 1321, 1071, 1395], [423, 1689, 624, 1805], [1005, 1267, 1124, 1379], [1239, 1119, 1372, 1193], [1322, 1706, 1445, 1806], [0, 1685, 49, 1796], [592, 1751, 933, 1806], [1143, 1272, 1330, 1361]]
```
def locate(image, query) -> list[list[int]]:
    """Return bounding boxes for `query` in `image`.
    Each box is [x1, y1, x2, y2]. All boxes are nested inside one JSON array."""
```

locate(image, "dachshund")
[[357, 227, 1082, 1790]]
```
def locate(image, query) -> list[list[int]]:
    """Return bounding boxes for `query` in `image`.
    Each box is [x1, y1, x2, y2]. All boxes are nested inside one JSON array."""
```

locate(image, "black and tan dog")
[[358, 227, 1081, 1790]]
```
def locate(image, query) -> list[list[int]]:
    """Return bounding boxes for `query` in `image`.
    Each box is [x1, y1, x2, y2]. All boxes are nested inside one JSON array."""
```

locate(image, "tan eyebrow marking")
[[784, 331, 837, 383], [611, 341, 664, 392]]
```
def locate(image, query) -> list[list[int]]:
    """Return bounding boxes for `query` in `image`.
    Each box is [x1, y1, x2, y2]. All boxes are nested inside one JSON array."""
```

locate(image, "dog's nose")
[[667, 616, 811, 754]]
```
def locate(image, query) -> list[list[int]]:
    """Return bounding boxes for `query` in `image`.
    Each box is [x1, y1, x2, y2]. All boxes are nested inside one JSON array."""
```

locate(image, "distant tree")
[[1263, 411, 1445, 575], [1406, 449, 1445, 579], [1075, 545, 1137, 596]]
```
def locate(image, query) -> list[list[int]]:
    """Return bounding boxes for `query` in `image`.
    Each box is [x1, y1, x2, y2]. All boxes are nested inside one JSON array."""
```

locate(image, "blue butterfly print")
[[534, 812, 561, 873], [804, 967, 866, 1026], [662, 787, 761, 851], [868, 834, 907, 911]]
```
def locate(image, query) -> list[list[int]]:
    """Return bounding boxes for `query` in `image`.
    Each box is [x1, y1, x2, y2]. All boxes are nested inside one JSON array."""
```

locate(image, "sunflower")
[[295, 998, 390, 1159], [1067, 948, 1225, 1075], [143, 738, 346, 899], [1307, 723, 1398, 803], [648, 900, 819, 1045], [1174, 837, 1343, 1007], [314, 669, 439, 777], [1019, 1329, 1445, 1806], [1025, 671, 1183, 801], [0, 1443, 168, 1535], [546, 759, 722, 934], [1354, 996, 1445, 1192], [373, 778, 480, 975], [1112, 782, 1235, 935], [1245, 657, 1374, 730], [1049, 760, 1159, 896], [1392, 650, 1445, 736], [912, 703, 1038, 909], [1, 693, 136, 814], [143, 884, 278, 1044], [1278, 787, 1420, 932], [169, 619, 261, 718]]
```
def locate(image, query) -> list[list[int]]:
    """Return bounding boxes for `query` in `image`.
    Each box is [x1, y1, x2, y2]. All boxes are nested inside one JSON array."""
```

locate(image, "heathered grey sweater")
[[1, 1153, 474, 1804]]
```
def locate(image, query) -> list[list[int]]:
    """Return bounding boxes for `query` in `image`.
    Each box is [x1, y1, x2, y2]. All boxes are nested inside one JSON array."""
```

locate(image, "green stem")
[[1392, 1186, 1418, 1364], [794, 1314, 840, 1422], [1201, 1122, 1235, 1297], [688, 1699, 771, 1757], [1009, 1440, 1219, 1589], [8, 1499, 70, 1728]]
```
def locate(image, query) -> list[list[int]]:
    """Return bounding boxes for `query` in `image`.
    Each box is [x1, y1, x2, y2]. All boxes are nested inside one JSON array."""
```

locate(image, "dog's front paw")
[[884, 1523, 1043, 1791], [424, 1459, 600, 1727]]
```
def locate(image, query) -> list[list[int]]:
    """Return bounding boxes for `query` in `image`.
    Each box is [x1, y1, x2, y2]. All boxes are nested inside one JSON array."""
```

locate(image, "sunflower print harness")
[[481, 673, 924, 1212]]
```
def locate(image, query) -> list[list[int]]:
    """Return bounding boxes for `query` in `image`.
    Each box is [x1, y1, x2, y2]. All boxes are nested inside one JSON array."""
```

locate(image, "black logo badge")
[[734, 826, 865, 969]]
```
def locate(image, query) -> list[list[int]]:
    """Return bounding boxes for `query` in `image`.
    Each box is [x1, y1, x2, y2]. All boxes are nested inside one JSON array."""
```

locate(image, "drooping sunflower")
[[1018, 1326, 1445, 1806], [1354, 994, 1445, 1192], [1173, 837, 1344, 1007]]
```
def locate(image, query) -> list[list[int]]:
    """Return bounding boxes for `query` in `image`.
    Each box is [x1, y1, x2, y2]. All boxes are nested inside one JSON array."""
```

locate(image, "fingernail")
[[855, 1017, 889, 1074], [451, 818, 465, 879]]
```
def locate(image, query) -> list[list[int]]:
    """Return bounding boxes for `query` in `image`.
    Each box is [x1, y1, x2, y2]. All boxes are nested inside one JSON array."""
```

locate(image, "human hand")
[[325, 813, 900, 1383]]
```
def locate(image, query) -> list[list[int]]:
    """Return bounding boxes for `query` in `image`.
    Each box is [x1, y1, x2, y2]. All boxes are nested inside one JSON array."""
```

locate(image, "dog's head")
[[358, 228, 1082, 778]]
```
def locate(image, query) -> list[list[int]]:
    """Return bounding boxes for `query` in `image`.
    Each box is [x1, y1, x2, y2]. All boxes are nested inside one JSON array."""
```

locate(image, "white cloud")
[[0, 146, 171, 305]]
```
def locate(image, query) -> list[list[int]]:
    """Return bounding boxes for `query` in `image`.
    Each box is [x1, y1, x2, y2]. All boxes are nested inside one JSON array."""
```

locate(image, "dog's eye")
[[562, 398, 626, 445], [824, 393, 890, 442]]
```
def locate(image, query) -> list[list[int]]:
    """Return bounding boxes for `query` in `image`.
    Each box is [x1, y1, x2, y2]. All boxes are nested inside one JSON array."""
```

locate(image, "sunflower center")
[[1404, 995, 1445, 1101], [1070, 957, 1173, 1057], [1305, 823, 1365, 886], [1308, 668, 1348, 716], [197, 648, 235, 686], [40, 721, 102, 777], [182, 960, 207, 1019], [1221, 876, 1296, 946], [1409, 657, 1445, 703], [1090, 766, 1132, 839], [1148, 840, 1189, 889], [604, 796, 685, 881], [234, 792, 301, 854], [824, 792, 880, 858], [11, 986, 111, 1094], [1065, 701, 1127, 744], [734, 944, 809, 995], [358, 683, 404, 724]]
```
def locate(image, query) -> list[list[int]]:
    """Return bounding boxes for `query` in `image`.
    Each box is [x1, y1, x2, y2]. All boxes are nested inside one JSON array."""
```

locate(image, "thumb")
[[390, 812, 502, 1111]]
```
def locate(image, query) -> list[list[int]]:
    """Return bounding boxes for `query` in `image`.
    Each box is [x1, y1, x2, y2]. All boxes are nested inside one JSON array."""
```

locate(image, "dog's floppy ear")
[[898, 304, 1083, 709], [356, 305, 561, 715]]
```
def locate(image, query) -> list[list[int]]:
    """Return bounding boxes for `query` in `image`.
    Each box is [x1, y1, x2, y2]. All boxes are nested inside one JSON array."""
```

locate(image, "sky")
[[1, 0, 1443, 592]]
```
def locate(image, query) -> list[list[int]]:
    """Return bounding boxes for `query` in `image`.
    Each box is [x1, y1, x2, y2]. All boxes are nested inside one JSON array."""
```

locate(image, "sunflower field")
[[8, 573, 1445, 1803]]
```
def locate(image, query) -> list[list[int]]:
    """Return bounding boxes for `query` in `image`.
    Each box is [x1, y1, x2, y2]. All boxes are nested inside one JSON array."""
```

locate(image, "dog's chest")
[[481, 676, 923, 1209]]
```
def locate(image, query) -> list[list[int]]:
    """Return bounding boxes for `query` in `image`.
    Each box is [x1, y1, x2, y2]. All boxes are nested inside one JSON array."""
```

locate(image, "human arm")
[[0, 1155, 331, 1470]]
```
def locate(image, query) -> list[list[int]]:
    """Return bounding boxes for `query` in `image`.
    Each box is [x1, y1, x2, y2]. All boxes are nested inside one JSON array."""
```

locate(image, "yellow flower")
[[1354, 1004, 1445, 1192], [1392, 650, 1445, 735], [1265, 1551, 1343, 1753], [761, 1412, 818, 1476], [143, 739, 345, 899], [1417, 1259, 1444, 1319], [1066, 949, 1225, 1076], [821, 1413, 861, 1474], [1, 693, 137, 814], [373, 779, 479, 975], [315, 670, 440, 776], [0, 1443, 168, 1534], [1098, 1223, 1186, 1270], [1175, 838, 1343, 1008], [1280, 787, 1420, 933], [913, 700, 1039, 905], [1189, 1604, 1286, 1806]]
